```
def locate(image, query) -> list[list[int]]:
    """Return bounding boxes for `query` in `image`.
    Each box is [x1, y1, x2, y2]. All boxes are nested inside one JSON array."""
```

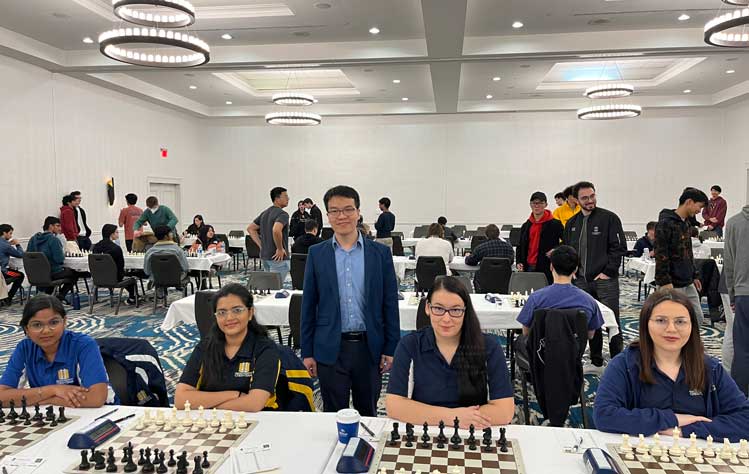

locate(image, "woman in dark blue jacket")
[[594, 289, 749, 441]]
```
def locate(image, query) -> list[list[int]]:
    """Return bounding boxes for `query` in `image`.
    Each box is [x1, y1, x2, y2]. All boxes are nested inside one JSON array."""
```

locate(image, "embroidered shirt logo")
[[235, 362, 253, 379], [689, 389, 703, 396], [136, 390, 153, 405], [592, 226, 601, 236], [56, 368, 73, 385]]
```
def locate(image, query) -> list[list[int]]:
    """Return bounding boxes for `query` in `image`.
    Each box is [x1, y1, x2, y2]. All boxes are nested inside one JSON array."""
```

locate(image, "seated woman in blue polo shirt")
[[595, 289, 749, 441], [175, 283, 281, 412], [0, 294, 112, 407], [386, 276, 514, 429]]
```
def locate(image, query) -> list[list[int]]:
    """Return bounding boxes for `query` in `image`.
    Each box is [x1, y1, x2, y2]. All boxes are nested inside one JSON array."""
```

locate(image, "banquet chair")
[[415, 257, 447, 292], [508, 272, 549, 294], [474, 257, 512, 294]]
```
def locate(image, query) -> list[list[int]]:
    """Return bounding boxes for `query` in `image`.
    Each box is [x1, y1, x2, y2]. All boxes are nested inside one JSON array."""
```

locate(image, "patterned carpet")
[[0, 264, 726, 428]]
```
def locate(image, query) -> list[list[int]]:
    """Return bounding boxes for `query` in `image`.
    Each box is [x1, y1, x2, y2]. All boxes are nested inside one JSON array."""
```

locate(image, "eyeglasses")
[[27, 318, 64, 333], [530, 201, 546, 206], [649, 317, 691, 330], [215, 306, 249, 319], [578, 193, 596, 203], [327, 207, 358, 218], [428, 304, 466, 318]]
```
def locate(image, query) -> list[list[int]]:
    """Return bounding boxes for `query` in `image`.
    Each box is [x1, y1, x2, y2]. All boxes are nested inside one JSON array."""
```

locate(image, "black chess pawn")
[[201, 451, 210, 468], [142, 447, 154, 473], [79, 450, 92, 471], [389, 422, 400, 445], [32, 403, 41, 421], [23, 416, 31, 426], [45, 405, 54, 422], [106, 447, 117, 472], [421, 422, 430, 448], [138, 448, 145, 466], [58, 406, 68, 423], [167, 450, 176, 467], [498, 427, 508, 453], [192, 455, 204, 474], [482, 428, 493, 452], [0, 400, 5, 423], [156, 452, 168, 474], [50, 416, 58, 427]]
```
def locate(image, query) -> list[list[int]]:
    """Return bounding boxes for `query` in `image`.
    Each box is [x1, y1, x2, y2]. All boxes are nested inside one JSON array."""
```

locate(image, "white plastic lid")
[[336, 408, 360, 424]]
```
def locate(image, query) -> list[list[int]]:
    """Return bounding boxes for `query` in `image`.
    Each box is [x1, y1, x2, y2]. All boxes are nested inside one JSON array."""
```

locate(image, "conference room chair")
[[392, 231, 404, 239], [469, 235, 487, 252], [88, 254, 139, 315], [451, 225, 467, 238], [508, 272, 549, 294], [228, 230, 245, 239], [150, 254, 195, 310], [415, 256, 447, 292], [474, 257, 512, 294], [509, 228, 522, 247], [244, 236, 261, 272], [454, 275, 474, 294], [412, 225, 428, 238], [321, 227, 334, 240], [246, 271, 282, 290], [391, 235, 405, 257], [22, 252, 77, 299], [416, 297, 430, 330], [501, 224, 513, 232], [464, 230, 476, 239], [476, 226, 487, 236], [216, 233, 243, 271], [699, 230, 718, 241], [194, 290, 217, 340], [288, 293, 303, 349], [97, 337, 169, 407], [290, 253, 308, 290], [623, 230, 637, 242], [514, 309, 589, 428], [711, 247, 723, 258]]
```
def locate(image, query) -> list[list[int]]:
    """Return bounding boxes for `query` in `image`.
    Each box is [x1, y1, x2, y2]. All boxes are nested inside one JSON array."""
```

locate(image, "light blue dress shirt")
[[333, 233, 366, 333]]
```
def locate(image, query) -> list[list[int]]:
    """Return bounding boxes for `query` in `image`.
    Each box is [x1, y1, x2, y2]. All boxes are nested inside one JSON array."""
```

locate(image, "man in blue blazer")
[[301, 185, 400, 416]]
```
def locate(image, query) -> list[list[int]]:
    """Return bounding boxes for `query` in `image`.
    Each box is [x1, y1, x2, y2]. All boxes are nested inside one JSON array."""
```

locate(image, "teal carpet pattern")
[[0, 265, 726, 428]]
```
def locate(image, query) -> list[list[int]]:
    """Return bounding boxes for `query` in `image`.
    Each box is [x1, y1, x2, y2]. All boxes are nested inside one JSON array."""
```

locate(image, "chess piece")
[[163, 418, 172, 431], [389, 422, 400, 445], [619, 434, 631, 453], [49, 416, 58, 427], [182, 405, 193, 428], [8, 399, 18, 423], [196, 406, 207, 428], [142, 447, 155, 473], [201, 451, 210, 468], [499, 427, 508, 453], [404, 423, 413, 447], [624, 451, 635, 461], [731, 454, 741, 465], [704, 435, 716, 457], [210, 408, 220, 428], [695, 454, 704, 464], [176, 452, 188, 474], [135, 416, 145, 430], [738, 439, 749, 459], [138, 448, 146, 466], [720, 438, 734, 460], [450, 417, 461, 447], [686, 432, 700, 458], [669, 428, 684, 456], [467, 424, 476, 450], [79, 450, 91, 471], [482, 428, 493, 452], [636, 434, 649, 454], [32, 403, 41, 422], [650, 434, 663, 457], [155, 410, 165, 426], [167, 450, 176, 467], [660, 453, 669, 463], [157, 452, 168, 474], [436, 421, 446, 448], [223, 411, 235, 430], [20, 395, 29, 420], [106, 447, 117, 472], [57, 406, 68, 423], [94, 450, 106, 471], [193, 455, 204, 474], [236, 412, 248, 429], [421, 422, 430, 448]]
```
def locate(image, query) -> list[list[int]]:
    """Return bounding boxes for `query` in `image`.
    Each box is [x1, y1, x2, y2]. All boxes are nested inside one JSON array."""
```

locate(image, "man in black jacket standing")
[[563, 181, 627, 375], [304, 198, 324, 237], [69, 191, 92, 251], [516, 191, 564, 285]]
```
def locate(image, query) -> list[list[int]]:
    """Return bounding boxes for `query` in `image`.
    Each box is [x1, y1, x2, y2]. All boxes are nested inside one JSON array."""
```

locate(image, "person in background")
[[0, 294, 114, 407], [185, 215, 205, 236], [725, 202, 749, 395], [594, 289, 749, 441], [0, 224, 24, 306], [375, 197, 396, 239], [69, 191, 92, 251], [438, 216, 459, 244], [702, 185, 728, 237], [690, 227, 711, 260], [27, 217, 76, 302], [92, 224, 136, 305], [290, 201, 310, 239], [118, 193, 143, 252], [554, 192, 566, 208], [465, 224, 515, 291], [194, 225, 220, 252], [291, 220, 323, 254], [133, 196, 179, 241], [248, 187, 291, 284], [386, 276, 514, 428], [303, 198, 324, 238], [634, 221, 657, 258], [415, 223, 455, 275], [553, 185, 581, 228], [143, 226, 189, 283], [516, 191, 563, 285], [655, 187, 708, 325], [59, 195, 79, 248]]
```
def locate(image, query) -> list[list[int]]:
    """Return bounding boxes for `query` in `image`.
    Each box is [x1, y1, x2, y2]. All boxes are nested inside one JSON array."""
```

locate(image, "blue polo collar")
[[33, 330, 70, 365]]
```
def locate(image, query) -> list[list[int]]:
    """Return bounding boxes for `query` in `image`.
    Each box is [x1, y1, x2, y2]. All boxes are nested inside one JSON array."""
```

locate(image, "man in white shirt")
[[415, 223, 454, 275]]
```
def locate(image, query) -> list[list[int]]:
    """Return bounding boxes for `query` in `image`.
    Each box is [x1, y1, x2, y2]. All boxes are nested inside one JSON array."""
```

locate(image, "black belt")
[[342, 332, 366, 341]]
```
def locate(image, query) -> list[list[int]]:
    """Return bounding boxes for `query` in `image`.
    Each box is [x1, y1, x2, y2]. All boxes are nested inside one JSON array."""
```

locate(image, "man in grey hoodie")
[[725, 203, 749, 395]]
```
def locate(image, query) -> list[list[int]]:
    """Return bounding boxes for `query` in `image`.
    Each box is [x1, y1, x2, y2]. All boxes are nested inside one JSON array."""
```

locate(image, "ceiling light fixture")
[[369, 27, 380, 35], [678, 14, 691, 21], [189, 85, 197, 89], [492, 76, 501, 81], [583, 83, 634, 99], [392, 79, 400, 84], [272, 92, 315, 106], [705, 8, 749, 47], [727, 69, 736, 73], [577, 104, 642, 120], [221, 33, 233, 40], [486, 94, 493, 99], [265, 111, 321, 126], [401, 97, 409, 101], [512, 21, 524, 29], [99, 29, 210, 67], [112, 0, 196, 28], [683, 89, 692, 93], [225, 100, 232, 105], [722, 0, 749, 5]]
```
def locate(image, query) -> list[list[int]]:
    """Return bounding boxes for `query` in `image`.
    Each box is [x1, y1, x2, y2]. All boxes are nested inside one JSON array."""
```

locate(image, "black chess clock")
[[336, 437, 375, 473]]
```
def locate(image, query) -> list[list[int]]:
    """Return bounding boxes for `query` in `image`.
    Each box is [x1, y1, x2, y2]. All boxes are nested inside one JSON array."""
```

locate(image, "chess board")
[[606, 444, 749, 474], [371, 433, 526, 474], [64, 415, 257, 474], [0, 416, 79, 459]]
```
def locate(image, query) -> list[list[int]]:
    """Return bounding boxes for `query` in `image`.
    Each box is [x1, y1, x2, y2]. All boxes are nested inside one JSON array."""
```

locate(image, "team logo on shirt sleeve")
[[235, 362, 254, 379], [56, 368, 73, 385]]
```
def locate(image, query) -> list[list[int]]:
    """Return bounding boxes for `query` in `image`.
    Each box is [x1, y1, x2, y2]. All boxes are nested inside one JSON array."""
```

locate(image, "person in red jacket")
[[702, 185, 728, 237], [59, 195, 79, 245], [516, 191, 564, 285]]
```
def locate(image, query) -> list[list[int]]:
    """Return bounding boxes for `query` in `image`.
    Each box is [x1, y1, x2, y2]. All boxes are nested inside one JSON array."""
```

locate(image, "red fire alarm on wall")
[[160, 147, 168, 159]]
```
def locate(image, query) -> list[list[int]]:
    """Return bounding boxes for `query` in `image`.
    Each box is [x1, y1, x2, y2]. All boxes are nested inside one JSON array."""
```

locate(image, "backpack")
[[274, 345, 315, 412]]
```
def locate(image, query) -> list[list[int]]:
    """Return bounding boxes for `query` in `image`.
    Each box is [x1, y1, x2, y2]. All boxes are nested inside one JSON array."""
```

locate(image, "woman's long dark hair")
[[198, 225, 217, 250], [187, 215, 204, 234], [201, 284, 269, 387], [428, 276, 487, 406], [632, 289, 705, 392]]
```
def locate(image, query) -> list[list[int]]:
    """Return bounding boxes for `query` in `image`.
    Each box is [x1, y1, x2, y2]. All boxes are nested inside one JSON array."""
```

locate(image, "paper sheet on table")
[[230, 443, 279, 474], [0, 456, 45, 474]]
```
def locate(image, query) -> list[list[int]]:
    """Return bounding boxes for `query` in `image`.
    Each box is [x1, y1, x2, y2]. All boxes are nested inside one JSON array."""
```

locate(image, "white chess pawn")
[[650, 434, 663, 457], [135, 416, 145, 430], [210, 409, 220, 428], [236, 412, 248, 429], [620, 434, 632, 453], [155, 410, 165, 426], [731, 454, 740, 465], [636, 434, 649, 454], [163, 418, 172, 432], [738, 439, 749, 459], [223, 412, 234, 430], [720, 438, 734, 460], [196, 406, 207, 428], [660, 454, 669, 463], [624, 451, 635, 460]]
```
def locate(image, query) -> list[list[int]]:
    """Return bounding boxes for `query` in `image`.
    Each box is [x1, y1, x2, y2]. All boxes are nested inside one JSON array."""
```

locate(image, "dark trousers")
[[125, 240, 133, 252], [731, 295, 749, 395], [574, 276, 622, 366], [2, 271, 24, 302], [317, 338, 382, 417], [43, 268, 77, 299], [77, 236, 92, 251]]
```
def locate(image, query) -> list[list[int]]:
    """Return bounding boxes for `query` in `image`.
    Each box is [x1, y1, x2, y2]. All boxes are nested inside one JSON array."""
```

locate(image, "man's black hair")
[[323, 185, 360, 211]]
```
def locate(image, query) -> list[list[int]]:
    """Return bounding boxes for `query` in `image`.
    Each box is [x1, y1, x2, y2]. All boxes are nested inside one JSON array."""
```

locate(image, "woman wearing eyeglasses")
[[0, 294, 113, 407], [386, 276, 514, 429], [175, 284, 281, 412], [594, 289, 749, 441]]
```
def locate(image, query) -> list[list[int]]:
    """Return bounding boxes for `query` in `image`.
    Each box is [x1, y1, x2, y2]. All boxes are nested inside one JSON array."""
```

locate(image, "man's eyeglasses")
[[327, 207, 358, 218], [27, 318, 64, 333], [530, 201, 546, 206], [428, 304, 466, 318], [215, 306, 249, 318]]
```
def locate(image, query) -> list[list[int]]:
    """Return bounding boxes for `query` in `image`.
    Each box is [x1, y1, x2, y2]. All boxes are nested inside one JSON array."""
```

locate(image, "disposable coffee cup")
[[336, 408, 360, 444]]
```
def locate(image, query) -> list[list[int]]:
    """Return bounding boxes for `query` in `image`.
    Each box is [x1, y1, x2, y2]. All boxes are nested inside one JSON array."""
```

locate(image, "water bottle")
[[197, 246, 203, 258]]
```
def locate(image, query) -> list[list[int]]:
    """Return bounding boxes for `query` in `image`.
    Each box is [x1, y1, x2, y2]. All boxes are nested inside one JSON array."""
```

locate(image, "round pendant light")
[[705, 8, 749, 47], [272, 92, 315, 106], [99, 28, 210, 67], [265, 111, 322, 126], [722, 0, 749, 5], [583, 84, 634, 99], [577, 104, 642, 120], [112, 0, 196, 27]]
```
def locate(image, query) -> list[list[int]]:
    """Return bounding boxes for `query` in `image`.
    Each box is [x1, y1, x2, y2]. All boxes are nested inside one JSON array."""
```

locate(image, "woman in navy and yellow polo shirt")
[[0, 294, 112, 407], [386, 276, 515, 429], [175, 284, 281, 412]]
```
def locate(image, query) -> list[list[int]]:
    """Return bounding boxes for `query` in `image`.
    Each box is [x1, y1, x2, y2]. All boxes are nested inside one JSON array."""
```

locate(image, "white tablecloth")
[[625, 257, 722, 285], [625, 240, 636, 251], [704, 240, 724, 250], [9, 253, 232, 274], [403, 234, 509, 249], [228, 237, 245, 249], [392, 256, 479, 280]]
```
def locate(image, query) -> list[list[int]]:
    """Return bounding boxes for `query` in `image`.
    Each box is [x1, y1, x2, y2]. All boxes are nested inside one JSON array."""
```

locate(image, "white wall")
[[1, 52, 747, 240]]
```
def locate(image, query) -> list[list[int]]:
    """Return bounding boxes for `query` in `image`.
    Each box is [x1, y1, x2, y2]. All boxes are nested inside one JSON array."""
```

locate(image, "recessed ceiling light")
[[401, 97, 409, 101], [683, 89, 692, 93], [293, 31, 310, 37], [492, 76, 501, 81], [392, 79, 400, 84], [313, 2, 331, 9], [189, 85, 197, 90], [225, 100, 233, 105], [369, 27, 380, 35], [678, 14, 690, 21], [221, 33, 233, 40], [512, 21, 524, 29], [726, 69, 736, 74], [486, 94, 493, 99], [82, 37, 93, 44]]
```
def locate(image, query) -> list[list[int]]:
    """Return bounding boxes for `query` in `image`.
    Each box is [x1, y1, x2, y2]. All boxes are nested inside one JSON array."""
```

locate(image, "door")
[[148, 182, 181, 225]]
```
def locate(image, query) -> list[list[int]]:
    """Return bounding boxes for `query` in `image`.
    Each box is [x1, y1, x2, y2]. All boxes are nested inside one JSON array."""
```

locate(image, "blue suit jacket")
[[301, 236, 400, 365]]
